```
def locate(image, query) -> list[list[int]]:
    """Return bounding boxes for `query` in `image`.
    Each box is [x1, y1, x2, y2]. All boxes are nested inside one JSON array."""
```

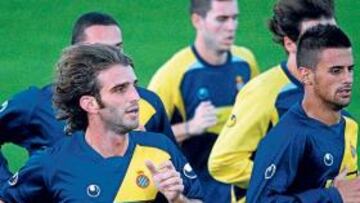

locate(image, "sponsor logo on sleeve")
[[183, 163, 197, 179], [8, 172, 19, 186], [0, 100, 9, 113], [264, 164, 276, 180]]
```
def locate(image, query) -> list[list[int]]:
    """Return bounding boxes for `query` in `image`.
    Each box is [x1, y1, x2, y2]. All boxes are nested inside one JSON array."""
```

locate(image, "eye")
[[329, 67, 341, 75]]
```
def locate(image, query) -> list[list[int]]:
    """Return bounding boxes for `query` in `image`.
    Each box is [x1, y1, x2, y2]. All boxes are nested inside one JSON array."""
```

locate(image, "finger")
[[145, 160, 158, 175], [158, 175, 183, 190], [163, 183, 185, 193], [336, 167, 348, 180], [158, 160, 175, 171]]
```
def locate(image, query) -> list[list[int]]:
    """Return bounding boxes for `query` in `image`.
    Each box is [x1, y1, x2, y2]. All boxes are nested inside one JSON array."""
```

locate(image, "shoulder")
[[235, 65, 288, 103], [130, 131, 178, 153]]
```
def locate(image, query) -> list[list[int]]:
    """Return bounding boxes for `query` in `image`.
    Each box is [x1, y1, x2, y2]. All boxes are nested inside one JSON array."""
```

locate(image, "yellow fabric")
[[138, 98, 156, 126], [208, 65, 290, 188], [207, 106, 233, 134], [148, 46, 260, 126], [339, 116, 358, 178], [148, 47, 195, 120], [113, 145, 170, 202]]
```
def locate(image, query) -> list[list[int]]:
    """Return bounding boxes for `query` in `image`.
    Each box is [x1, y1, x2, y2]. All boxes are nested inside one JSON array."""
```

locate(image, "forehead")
[[317, 48, 353, 68], [300, 17, 336, 34], [83, 25, 122, 45], [97, 64, 136, 89], [208, 0, 238, 16]]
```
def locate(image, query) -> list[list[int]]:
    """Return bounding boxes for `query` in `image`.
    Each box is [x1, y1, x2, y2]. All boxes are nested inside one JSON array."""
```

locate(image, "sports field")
[[0, 0, 359, 171]]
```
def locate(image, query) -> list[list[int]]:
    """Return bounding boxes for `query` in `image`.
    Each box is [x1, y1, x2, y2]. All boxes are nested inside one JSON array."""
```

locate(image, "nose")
[[226, 18, 238, 31], [343, 67, 353, 85], [129, 85, 140, 102]]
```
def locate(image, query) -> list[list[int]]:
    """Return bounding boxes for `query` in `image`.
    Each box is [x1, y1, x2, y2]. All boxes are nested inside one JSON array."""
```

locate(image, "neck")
[[194, 37, 228, 65], [85, 117, 129, 158], [286, 53, 302, 81], [302, 92, 341, 126]]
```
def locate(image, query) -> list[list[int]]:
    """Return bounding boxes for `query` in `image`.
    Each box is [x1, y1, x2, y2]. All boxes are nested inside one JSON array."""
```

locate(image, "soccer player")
[[246, 24, 358, 202], [148, 0, 259, 202], [0, 44, 203, 202], [208, 0, 336, 200], [0, 12, 175, 186]]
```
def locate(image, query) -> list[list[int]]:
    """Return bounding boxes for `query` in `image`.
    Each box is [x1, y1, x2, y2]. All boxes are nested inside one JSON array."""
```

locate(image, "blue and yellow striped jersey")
[[0, 85, 175, 186], [246, 102, 358, 202], [0, 131, 203, 202], [149, 45, 259, 203], [208, 62, 304, 201]]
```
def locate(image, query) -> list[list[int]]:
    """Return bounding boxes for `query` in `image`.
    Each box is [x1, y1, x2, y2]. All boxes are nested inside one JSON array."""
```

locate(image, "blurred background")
[[0, 0, 358, 171]]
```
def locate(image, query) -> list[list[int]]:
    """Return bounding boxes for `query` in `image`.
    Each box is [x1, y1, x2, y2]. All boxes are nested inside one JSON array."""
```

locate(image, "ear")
[[298, 66, 313, 86], [191, 13, 203, 30], [79, 95, 100, 114], [283, 36, 297, 54]]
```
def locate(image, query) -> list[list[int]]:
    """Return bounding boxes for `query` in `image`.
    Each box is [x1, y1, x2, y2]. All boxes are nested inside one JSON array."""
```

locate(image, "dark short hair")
[[296, 25, 351, 69], [71, 12, 119, 45], [53, 44, 133, 134], [269, 0, 334, 46], [190, 0, 233, 17]]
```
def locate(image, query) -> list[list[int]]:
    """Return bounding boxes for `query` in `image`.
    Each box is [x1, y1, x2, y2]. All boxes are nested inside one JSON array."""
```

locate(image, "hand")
[[188, 101, 217, 135], [333, 168, 360, 202], [145, 160, 184, 202]]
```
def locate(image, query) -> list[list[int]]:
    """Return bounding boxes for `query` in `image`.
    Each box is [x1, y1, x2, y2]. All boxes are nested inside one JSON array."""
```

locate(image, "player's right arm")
[[208, 79, 276, 188], [0, 151, 50, 203], [0, 89, 39, 185]]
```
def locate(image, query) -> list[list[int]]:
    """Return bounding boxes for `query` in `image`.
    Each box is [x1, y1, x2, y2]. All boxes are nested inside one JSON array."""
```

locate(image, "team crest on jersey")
[[264, 164, 276, 180], [235, 76, 244, 91], [0, 100, 9, 113], [197, 87, 209, 101], [86, 184, 101, 198], [227, 114, 237, 127], [8, 172, 19, 186], [136, 171, 150, 188], [183, 163, 197, 179], [324, 153, 334, 166]]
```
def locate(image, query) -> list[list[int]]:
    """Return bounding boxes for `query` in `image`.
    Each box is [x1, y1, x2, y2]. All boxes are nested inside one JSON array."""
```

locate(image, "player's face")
[[311, 48, 354, 110], [83, 25, 123, 50], [198, 0, 238, 52], [96, 65, 140, 134]]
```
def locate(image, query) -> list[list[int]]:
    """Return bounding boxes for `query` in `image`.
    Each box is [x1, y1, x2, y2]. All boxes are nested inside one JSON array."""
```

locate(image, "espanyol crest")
[[136, 171, 150, 188]]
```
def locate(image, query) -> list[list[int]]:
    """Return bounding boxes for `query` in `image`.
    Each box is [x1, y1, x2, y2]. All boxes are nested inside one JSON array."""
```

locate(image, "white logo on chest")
[[86, 184, 101, 198], [323, 153, 334, 166]]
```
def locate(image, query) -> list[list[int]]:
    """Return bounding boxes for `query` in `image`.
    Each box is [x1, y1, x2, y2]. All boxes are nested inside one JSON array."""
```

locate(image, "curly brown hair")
[[53, 44, 133, 134], [269, 0, 334, 46]]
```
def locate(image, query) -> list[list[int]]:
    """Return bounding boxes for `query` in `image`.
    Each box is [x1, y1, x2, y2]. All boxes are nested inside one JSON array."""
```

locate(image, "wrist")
[[184, 120, 191, 138], [171, 194, 186, 203]]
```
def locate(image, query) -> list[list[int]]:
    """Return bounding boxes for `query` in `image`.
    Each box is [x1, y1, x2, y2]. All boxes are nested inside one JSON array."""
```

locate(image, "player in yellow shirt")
[[149, 0, 259, 202], [208, 0, 336, 201]]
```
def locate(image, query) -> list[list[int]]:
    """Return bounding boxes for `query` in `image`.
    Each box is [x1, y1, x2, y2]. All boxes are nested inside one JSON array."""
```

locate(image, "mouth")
[[126, 106, 139, 117], [337, 87, 352, 98]]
